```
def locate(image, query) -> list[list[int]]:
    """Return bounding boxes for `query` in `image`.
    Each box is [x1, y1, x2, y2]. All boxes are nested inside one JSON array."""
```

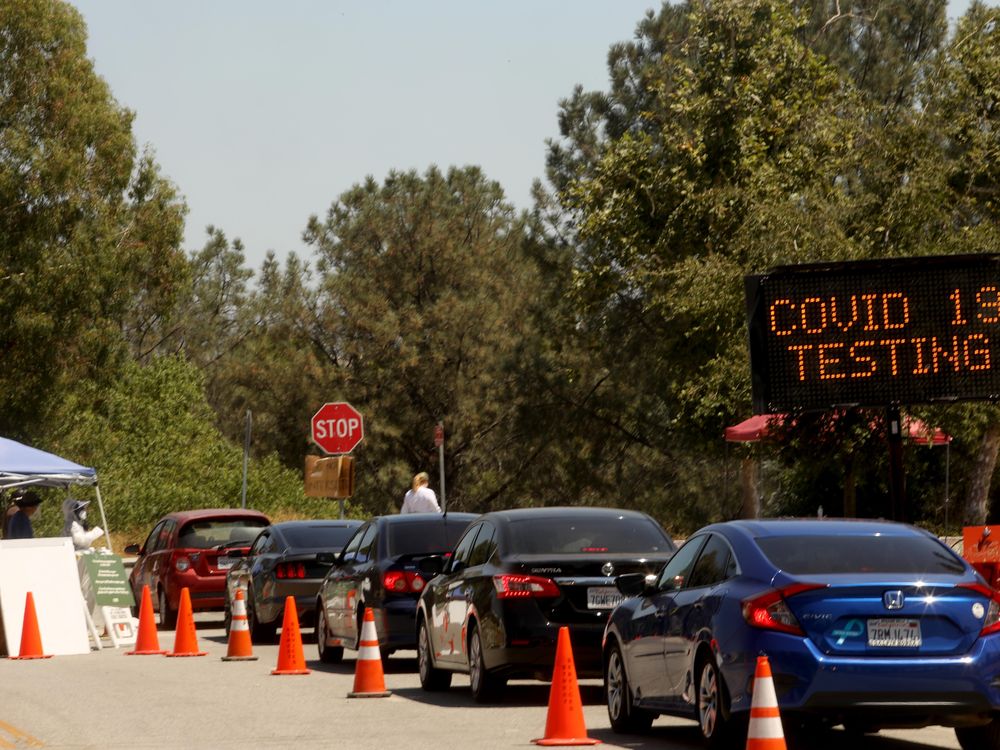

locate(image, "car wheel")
[[246, 588, 277, 644], [468, 624, 505, 704], [605, 642, 654, 733], [316, 603, 344, 664], [418, 617, 452, 691], [158, 588, 177, 629], [696, 656, 741, 749], [956, 717, 1000, 750]]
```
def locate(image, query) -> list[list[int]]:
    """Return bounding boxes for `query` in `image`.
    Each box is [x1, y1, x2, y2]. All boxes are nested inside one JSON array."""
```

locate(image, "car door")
[[323, 524, 367, 637], [661, 533, 738, 704], [131, 520, 165, 597], [432, 522, 481, 665], [245, 530, 276, 615], [458, 522, 498, 657], [626, 534, 707, 707], [346, 524, 378, 646], [228, 529, 266, 603], [149, 520, 177, 596]]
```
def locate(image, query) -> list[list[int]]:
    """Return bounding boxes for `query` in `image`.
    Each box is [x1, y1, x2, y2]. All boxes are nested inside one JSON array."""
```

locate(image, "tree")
[[304, 167, 545, 513], [0, 0, 186, 437]]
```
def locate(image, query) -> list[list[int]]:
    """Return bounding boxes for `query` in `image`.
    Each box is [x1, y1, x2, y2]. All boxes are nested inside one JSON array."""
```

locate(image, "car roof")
[[373, 512, 478, 526], [716, 518, 930, 538], [481, 506, 656, 523], [161, 508, 270, 524], [269, 519, 362, 530]]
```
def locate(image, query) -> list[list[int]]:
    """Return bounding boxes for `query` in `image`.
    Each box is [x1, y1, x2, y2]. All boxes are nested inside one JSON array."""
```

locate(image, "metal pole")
[[886, 406, 906, 522], [437, 422, 446, 514], [241, 410, 252, 509], [945, 441, 951, 533]]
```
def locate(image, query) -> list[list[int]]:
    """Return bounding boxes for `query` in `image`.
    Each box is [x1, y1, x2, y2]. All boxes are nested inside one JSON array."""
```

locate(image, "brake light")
[[382, 571, 426, 593], [492, 574, 560, 599], [742, 583, 825, 636], [958, 582, 1000, 636], [276, 563, 307, 579]]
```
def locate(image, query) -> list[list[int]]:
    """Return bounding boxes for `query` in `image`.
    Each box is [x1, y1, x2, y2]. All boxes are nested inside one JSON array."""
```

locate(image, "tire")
[[605, 642, 654, 733], [158, 588, 177, 629], [316, 602, 344, 664], [246, 588, 277, 644], [418, 618, 452, 691], [696, 656, 742, 749], [468, 624, 505, 704], [956, 718, 1000, 750]]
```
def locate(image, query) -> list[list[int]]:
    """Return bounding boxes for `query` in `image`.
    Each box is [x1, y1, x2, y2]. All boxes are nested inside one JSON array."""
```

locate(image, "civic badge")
[[883, 590, 905, 610], [601, 562, 615, 577]]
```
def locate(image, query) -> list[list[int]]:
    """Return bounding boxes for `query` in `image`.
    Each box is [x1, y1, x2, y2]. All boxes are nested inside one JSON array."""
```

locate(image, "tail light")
[[382, 570, 426, 593], [958, 582, 1000, 636], [741, 583, 826, 636], [492, 574, 560, 599], [276, 562, 307, 579]]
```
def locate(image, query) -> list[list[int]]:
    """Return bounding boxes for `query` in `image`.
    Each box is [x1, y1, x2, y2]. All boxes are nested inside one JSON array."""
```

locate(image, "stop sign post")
[[312, 402, 364, 455]]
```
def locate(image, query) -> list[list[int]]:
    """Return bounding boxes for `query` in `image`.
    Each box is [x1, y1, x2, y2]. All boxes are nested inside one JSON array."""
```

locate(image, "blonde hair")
[[411, 472, 430, 491]]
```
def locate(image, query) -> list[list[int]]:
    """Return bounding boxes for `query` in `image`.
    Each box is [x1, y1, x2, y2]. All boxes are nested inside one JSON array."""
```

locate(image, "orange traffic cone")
[[272, 596, 310, 675], [222, 589, 257, 661], [166, 588, 207, 657], [9, 592, 52, 660], [347, 607, 391, 698], [745, 655, 787, 750], [532, 627, 599, 746], [126, 585, 166, 656]]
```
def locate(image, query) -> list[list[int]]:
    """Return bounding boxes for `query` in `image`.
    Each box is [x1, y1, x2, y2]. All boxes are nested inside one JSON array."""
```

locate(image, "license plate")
[[587, 586, 624, 610], [217, 556, 235, 570], [867, 618, 921, 647]]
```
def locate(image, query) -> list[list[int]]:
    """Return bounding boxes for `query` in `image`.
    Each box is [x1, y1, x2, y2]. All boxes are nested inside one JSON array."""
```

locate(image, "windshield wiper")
[[216, 539, 251, 551]]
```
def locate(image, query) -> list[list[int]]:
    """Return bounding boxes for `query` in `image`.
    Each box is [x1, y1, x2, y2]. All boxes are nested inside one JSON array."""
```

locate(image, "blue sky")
[[71, 1, 976, 270]]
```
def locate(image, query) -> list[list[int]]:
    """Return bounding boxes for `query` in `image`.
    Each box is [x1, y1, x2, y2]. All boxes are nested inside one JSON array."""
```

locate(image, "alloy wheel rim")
[[470, 633, 482, 691], [699, 663, 718, 738], [317, 609, 327, 657], [418, 625, 430, 679], [607, 651, 624, 720]]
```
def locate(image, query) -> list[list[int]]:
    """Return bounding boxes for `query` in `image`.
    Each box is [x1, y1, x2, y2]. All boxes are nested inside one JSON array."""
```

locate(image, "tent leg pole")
[[94, 484, 112, 553]]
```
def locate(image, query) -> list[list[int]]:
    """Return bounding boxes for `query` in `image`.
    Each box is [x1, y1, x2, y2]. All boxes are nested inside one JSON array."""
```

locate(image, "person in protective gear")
[[62, 498, 104, 550]]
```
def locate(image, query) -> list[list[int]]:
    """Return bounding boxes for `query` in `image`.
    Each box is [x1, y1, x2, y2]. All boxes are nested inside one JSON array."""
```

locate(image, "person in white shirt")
[[401, 472, 441, 513]]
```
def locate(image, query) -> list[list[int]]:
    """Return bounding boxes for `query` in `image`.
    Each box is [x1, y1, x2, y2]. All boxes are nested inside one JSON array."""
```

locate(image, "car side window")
[[143, 521, 165, 554], [340, 525, 367, 564], [250, 531, 270, 556], [686, 534, 736, 589], [354, 525, 378, 564], [449, 524, 482, 572], [656, 535, 707, 592], [468, 522, 497, 567], [158, 520, 176, 551]]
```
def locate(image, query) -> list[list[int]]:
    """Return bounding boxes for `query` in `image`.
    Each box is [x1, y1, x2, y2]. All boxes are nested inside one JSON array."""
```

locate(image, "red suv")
[[126, 509, 270, 627]]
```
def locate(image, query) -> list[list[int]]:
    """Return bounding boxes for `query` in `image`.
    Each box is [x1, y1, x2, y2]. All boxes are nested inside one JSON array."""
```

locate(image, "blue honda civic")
[[602, 519, 1000, 749]]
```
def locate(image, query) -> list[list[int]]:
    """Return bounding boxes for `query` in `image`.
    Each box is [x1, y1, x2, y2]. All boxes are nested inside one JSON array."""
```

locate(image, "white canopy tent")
[[0, 437, 112, 552]]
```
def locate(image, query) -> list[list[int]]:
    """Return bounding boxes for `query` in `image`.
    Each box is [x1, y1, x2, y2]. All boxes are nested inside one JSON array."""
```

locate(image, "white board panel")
[[0, 537, 90, 656]]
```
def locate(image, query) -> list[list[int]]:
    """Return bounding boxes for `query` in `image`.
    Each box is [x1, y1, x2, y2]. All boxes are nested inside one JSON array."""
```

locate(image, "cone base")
[[125, 649, 167, 656], [9, 654, 52, 660], [532, 738, 600, 746], [222, 655, 259, 661], [272, 667, 311, 675], [166, 651, 208, 657], [347, 690, 392, 698]]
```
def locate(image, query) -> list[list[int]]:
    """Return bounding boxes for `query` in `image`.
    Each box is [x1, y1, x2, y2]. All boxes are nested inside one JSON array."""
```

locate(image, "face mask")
[[78, 510, 87, 521]]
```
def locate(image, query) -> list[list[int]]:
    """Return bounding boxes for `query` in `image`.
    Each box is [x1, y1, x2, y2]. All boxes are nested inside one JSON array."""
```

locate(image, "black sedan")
[[315, 513, 477, 664], [415, 506, 675, 702], [224, 519, 362, 641]]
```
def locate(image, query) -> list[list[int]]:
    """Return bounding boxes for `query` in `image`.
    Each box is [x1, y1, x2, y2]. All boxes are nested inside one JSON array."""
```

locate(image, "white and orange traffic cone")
[[746, 655, 787, 750], [347, 607, 391, 698], [222, 589, 258, 661]]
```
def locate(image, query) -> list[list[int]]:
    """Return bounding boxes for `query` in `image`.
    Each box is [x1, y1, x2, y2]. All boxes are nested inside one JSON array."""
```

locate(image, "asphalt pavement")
[[0, 614, 962, 750]]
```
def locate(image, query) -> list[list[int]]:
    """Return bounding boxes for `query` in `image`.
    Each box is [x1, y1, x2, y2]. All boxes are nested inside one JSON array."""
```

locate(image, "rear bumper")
[[167, 572, 226, 610], [487, 604, 607, 679], [380, 597, 419, 650], [259, 580, 323, 626], [730, 631, 1000, 727]]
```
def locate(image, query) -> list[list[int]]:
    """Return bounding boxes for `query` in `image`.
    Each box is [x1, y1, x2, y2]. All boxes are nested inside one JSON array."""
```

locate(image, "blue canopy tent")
[[0, 437, 112, 551]]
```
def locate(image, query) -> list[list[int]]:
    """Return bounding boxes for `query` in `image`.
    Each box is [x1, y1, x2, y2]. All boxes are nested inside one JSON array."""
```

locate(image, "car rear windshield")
[[282, 525, 357, 549], [507, 515, 672, 555], [756, 534, 966, 575], [178, 518, 268, 549], [386, 519, 471, 557]]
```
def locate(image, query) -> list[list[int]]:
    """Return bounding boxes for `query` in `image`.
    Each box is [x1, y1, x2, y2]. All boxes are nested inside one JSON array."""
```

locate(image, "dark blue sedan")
[[602, 519, 1000, 749]]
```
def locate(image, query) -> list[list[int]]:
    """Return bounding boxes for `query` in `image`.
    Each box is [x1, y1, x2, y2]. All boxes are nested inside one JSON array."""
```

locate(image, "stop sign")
[[311, 402, 364, 455]]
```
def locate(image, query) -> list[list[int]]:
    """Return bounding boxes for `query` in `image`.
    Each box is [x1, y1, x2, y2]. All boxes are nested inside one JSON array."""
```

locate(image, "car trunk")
[[507, 554, 669, 623], [783, 576, 988, 657]]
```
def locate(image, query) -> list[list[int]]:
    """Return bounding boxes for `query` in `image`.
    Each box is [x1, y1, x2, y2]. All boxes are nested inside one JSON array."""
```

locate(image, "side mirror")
[[124, 544, 141, 556], [418, 555, 446, 577], [316, 552, 337, 565], [615, 572, 648, 597]]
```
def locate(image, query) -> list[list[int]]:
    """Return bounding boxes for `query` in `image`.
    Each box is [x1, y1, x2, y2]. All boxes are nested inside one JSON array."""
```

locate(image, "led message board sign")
[[745, 254, 1000, 413]]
